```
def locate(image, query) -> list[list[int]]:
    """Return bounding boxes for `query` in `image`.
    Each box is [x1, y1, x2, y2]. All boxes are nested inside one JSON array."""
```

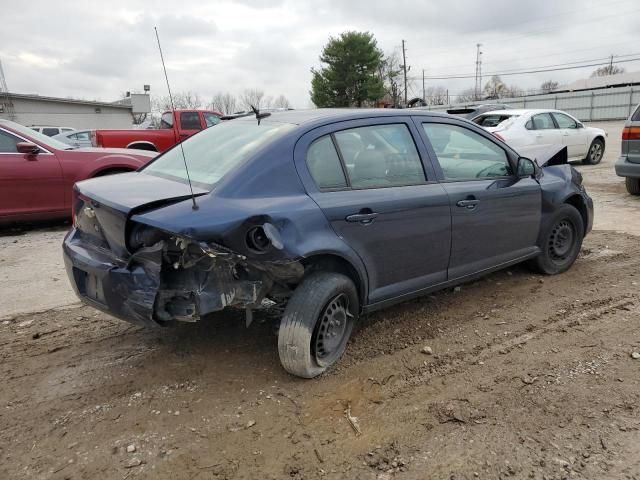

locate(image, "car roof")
[[476, 108, 571, 117], [233, 108, 450, 127]]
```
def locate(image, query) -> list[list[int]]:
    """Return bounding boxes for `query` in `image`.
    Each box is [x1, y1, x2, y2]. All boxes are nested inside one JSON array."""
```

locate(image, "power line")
[[415, 56, 640, 80]]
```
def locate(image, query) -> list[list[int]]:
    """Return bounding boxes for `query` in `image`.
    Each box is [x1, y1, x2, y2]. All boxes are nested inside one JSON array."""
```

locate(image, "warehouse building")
[[0, 92, 151, 129]]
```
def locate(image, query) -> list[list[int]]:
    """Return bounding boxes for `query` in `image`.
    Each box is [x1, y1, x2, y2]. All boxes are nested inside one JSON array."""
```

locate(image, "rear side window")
[[160, 112, 174, 129], [306, 136, 347, 189], [334, 124, 425, 188], [631, 104, 640, 121], [422, 123, 511, 180], [0, 130, 19, 152], [473, 114, 515, 127], [180, 112, 202, 130], [75, 131, 90, 141]]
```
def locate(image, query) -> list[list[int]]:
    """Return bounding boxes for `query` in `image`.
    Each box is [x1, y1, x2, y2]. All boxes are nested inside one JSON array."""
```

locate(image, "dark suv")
[[63, 109, 593, 378], [615, 103, 640, 194]]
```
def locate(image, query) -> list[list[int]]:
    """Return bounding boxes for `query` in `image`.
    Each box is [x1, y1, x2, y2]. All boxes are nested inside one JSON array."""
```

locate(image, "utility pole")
[[402, 40, 408, 107], [0, 59, 15, 121], [609, 54, 614, 75], [474, 43, 483, 101], [422, 69, 425, 105]]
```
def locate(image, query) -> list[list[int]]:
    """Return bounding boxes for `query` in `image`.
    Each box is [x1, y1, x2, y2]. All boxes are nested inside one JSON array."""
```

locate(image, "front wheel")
[[582, 138, 604, 165], [278, 272, 358, 378], [530, 204, 584, 275]]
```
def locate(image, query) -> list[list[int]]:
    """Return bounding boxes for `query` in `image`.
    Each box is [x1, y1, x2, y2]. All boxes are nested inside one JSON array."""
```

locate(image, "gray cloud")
[[0, 0, 637, 107]]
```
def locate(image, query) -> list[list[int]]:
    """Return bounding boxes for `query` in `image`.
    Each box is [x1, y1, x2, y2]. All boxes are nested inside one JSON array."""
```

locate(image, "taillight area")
[[622, 127, 640, 141], [492, 132, 506, 142]]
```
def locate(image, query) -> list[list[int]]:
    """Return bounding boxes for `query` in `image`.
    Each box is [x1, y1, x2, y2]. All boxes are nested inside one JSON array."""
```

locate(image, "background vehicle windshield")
[[143, 121, 294, 189], [0, 120, 72, 150]]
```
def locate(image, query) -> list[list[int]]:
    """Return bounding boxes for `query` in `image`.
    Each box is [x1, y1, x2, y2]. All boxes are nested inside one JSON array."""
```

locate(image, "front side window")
[[160, 112, 174, 129], [306, 136, 347, 189], [75, 131, 90, 141], [143, 121, 295, 189], [180, 112, 202, 130], [334, 124, 425, 189], [0, 130, 19, 153], [422, 123, 511, 180], [552, 112, 577, 129], [203, 112, 221, 128]]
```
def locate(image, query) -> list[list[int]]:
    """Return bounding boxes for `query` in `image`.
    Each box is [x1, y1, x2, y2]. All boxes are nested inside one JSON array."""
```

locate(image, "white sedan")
[[472, 109, 607, 164]]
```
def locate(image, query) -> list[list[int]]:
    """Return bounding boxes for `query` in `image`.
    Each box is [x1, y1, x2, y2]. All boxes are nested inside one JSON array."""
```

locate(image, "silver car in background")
[[52, 129, 93, 148], [615, 103, 640, 194]]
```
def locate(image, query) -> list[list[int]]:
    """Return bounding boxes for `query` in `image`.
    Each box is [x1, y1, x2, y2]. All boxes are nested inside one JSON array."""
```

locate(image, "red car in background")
[[91, 109, 223, 152], [0, 119, 157, 224]]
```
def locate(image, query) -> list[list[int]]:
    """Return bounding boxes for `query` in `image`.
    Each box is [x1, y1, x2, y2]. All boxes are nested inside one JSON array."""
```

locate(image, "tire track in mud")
[[391, 293, 637, 391]]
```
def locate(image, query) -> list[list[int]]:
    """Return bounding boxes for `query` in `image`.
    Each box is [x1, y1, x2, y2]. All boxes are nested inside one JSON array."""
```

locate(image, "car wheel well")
[[593, 135, 605, 144], [92, 167, 134, 177], [301, 254, 364, 306], [564, 194, 588, 235], [127, 142, 157, 152]]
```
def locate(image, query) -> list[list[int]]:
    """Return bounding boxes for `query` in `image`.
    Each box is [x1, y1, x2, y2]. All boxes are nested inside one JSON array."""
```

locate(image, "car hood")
[[516, 144, 568, 167], [75, 171, 208, 215]]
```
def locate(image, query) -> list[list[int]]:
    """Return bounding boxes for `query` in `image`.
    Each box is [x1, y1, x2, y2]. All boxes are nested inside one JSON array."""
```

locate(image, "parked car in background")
[[63, 109, 592, 378], [30, 126, 76, 137], [615, 103, 640, 194], [0, 119, 156, 224], [473, 109, 607, 164], [53, 129, 93, 148], [91, 109, 223, 152]]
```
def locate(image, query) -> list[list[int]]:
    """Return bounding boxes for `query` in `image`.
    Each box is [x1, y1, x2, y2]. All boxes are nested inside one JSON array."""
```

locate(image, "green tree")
[[310, 31, 385, 107]]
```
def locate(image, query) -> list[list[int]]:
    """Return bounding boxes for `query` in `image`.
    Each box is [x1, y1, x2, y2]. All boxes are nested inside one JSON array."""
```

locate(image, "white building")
[[0, 92, 151, 129]]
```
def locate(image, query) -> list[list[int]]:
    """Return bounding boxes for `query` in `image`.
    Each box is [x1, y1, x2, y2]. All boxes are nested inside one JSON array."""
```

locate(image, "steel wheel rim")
[[313, 293, 351, 366], [590, 143, 602, 163], [548, 219, 575, 262]]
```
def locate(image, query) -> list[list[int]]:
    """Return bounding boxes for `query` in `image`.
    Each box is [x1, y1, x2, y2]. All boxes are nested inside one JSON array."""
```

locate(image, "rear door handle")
[[346, 212, 378, 223], [456, 199, 480, 208]]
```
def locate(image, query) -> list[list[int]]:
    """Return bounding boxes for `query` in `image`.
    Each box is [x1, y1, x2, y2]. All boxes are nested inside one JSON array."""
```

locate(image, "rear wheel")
[[582, 138, 604, 165], [625, 177, 640, 195], [278, 272, 358, 378], [530, 204, 584, 275]]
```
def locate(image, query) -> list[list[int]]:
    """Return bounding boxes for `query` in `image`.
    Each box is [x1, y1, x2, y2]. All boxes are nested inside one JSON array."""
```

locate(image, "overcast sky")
[[1, 0, 638, 108]]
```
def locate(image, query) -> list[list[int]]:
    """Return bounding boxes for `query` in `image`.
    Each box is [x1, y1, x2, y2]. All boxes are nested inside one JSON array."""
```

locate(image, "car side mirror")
[[16, 142, 41, 155], [516, 157, 537, 178]]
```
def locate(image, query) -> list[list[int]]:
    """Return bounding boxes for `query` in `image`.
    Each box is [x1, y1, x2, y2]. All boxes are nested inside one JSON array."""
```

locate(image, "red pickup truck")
[[91, 109, 223, 152]]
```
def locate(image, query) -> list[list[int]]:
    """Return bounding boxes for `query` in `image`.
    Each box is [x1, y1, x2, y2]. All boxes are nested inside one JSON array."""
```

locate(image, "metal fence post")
[[630, 87, 635, 116], [523, 97, 527, 108], [589, 91, 595, 121], [554, 95, 558, 109]]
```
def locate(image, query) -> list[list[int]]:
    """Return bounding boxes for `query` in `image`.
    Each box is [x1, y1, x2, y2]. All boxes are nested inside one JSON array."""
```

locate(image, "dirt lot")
[[1, 121, 639, 480]]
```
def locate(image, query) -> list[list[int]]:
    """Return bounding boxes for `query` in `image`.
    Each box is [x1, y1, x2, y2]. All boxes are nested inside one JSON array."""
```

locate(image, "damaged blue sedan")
[[63, 109, 593, 378]]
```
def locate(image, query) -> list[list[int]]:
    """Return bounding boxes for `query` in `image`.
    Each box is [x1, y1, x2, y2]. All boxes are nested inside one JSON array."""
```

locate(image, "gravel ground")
[[1, 121, 639, 480]]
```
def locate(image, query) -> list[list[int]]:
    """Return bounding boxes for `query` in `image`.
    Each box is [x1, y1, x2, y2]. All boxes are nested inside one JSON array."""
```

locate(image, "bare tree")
[[272, 94, 292, 109], [211, 92, 238, 114], [240, 88, 266, 110], [455, 88, 477, 103], [504, 85, 525, 98], [378, 52, 403, 107], [425, 86, 448, 105], [540, 80, 559, 94], [153, 91, 203, 111], [483, 75, 508, 99], [591, 64, 625, 77]]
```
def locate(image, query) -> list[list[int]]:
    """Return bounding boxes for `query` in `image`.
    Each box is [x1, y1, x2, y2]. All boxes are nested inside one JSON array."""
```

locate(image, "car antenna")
[[154, 26, 198, 211], [250, 104, 271, 125]]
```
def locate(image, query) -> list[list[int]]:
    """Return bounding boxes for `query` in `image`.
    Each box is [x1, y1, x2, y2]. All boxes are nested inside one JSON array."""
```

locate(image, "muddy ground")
[[1, 121, 639, 480]]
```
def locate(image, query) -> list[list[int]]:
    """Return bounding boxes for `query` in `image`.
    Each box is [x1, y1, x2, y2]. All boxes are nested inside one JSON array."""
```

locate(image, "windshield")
[[142, 121, 295, 189], [0, 120, 73, 150]]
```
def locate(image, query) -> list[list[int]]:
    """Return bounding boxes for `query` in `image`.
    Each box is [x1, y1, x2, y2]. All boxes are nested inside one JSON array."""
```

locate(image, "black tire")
[[530, 204, 584, 275], [625, 177, 640, 195], [582, 138, 604, 165], [278, 272, 358, 378]]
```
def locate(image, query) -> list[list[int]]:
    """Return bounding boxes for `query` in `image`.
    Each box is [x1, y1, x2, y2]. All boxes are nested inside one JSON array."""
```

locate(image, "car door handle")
[[562, 133, 570, 136], [535, 134, 543, 138], [456, 199, 480, 208], [345, 212, 378, 223]]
